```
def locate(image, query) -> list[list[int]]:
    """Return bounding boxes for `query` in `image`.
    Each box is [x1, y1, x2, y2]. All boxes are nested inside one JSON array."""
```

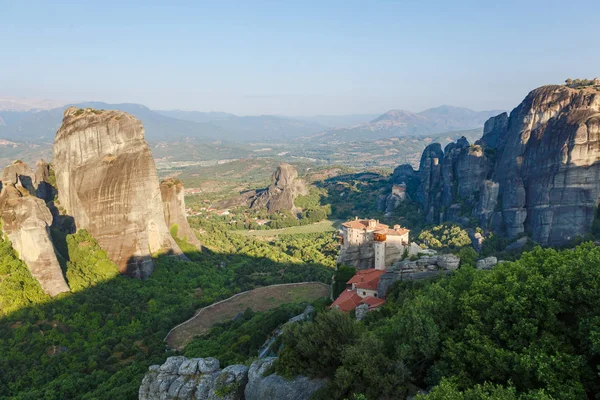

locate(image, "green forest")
[[0, 225, 336, 399], [273, 243, 600, 399]]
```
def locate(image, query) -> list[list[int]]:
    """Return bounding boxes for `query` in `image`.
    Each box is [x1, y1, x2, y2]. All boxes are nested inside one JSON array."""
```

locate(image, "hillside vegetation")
[[0, 226, 335, 398], [274, 243, 600, 399]]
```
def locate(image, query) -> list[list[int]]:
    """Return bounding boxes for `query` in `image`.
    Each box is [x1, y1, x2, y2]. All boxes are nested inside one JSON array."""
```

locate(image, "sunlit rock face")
[[0, 184, 69, 296], [160, 179, 201, 249], [247, 163, 308, 212], [413, 85, 600, 245], [2, 160, 37, 194], [53, 107, 183, 278], [490, 85, 600, 245]]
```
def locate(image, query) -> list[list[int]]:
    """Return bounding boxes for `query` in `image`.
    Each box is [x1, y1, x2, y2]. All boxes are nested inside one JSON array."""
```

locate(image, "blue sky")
[[1, 0, 598, 115]]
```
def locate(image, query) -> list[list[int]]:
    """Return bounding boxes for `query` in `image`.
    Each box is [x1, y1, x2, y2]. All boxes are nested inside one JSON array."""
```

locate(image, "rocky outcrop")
[[476, 256, 498, 270], [0, 184, 69, 296], [53, 107, 183, 278], [139, 356, 324, 400], [245, 163, 308, 213], [160, 179, 201, 249], [408, 85, 600, 246], [2, 160, 37, 194], [377, 252, 457, 298], [245, 358, 326, 400]]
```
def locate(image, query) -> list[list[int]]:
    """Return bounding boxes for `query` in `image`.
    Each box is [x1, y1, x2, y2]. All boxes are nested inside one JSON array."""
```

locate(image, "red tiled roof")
[[342, 219, 389, 231], [330, 289, 363, 312], [361, 296, 386, 309], [347, 268, 384, 290], [330, 292, 386, 312]]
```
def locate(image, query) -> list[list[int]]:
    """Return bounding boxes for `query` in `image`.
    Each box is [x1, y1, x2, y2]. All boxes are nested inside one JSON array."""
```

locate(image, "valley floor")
[[234, 220, 339, 238]]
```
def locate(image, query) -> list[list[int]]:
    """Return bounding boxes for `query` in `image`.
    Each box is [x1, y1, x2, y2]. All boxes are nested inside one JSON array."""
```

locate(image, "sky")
[[1, 0, 599, 116]]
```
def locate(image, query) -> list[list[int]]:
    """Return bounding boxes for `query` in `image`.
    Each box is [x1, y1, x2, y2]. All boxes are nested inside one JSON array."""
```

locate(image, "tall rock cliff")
[[248, 163, 308, 212], [53, 107, 183, 278], [160, 179, 201, 249], [0, 182, 69, 296], [220, 163, 309, 213], [409, 84, 600, 246]]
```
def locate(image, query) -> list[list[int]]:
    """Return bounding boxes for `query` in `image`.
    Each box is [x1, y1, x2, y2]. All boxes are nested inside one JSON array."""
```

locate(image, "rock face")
[[53, 107, 183, 278], [245, 358, 326, 400], [0, 184, 69, 296], [160, 179, 201, 249], [247, 163, 308, 213], [377, 252, 459, 298], [2, 160, 37, 194], [34, 160, 57, 202], [139, 356, 324, 400], [476, 256, 498, 270], [407, 85, 600, 246]]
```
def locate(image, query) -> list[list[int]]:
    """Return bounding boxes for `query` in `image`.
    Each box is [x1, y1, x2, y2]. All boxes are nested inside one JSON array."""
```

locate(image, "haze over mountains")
[[0, 97, 503, 143], [308, 105, 504, 142]]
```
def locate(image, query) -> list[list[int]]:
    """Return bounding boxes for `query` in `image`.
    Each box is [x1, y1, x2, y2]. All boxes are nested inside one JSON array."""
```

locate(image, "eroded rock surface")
[[2, 160, 37, 194], [160, 179, 201, 249], [409, 85, 600, 246], [0, 184, 69, 296], [244, 163, 308, 213], [139, 356, 323, 400], [53, 107, 183, 278]]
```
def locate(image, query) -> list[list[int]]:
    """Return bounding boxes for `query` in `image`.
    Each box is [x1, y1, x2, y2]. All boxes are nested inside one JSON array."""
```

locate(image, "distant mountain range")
[[0, 98, 503, 143], [306, 105, 504, 142]]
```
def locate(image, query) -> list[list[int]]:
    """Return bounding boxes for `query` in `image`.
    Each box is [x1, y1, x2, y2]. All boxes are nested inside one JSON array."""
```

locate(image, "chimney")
[[394, 224, 401, 230]]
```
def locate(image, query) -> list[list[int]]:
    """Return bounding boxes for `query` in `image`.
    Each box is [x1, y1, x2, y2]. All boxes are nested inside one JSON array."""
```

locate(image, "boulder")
[[209, 365, 248, 400], [139, 357, 322, 400], [1, 161, 36, 193], [245, 358, 326, 400], [437, 254, 460, 270], [53, 107, 184, 278], [476, 256, 498, 270]]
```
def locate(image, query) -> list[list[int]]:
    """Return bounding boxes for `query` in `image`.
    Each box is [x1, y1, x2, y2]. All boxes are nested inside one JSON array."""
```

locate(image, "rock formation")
[[476, 256, 498, 270], [2, 160, 37, 195], [247, 163, 308, 213], [0, 183, 69, 296], [53, 107, 183, 278], [377, 253, 458, 298], [221, 163, 308, 213], [34, 160, 57, 202], [160, 179, 201, 249], [403, 85, 600, 246], [139, 356, 324, 400]]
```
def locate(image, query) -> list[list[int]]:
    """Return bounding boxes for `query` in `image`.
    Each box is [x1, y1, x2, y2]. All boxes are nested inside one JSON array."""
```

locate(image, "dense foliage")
[[276, 243, 600, 399], [418, 223, 472, 249], [64, 230, 120, 292], [0, 233, 49, 317], [184, 302, 318, 366], [0, 226, 335, 398]]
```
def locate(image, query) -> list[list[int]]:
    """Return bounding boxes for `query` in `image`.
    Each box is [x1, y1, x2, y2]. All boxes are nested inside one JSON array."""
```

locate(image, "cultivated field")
[[235, 220, 338, 237], [165, 282, 330, 350]]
